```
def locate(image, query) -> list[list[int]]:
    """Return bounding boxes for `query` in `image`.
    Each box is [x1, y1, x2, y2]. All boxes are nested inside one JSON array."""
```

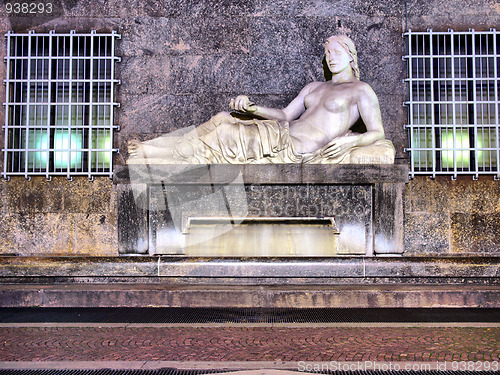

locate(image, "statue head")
[[324, 35, 360, 80]]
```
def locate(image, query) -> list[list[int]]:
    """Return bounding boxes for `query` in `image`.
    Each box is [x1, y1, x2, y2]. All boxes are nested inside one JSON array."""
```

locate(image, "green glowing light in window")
[[53, 130, 83, 169], [476, 131, 498, 167], [91, 131, 112, 168], [21, 130, 49, 170], [441, 129, 470, 169]]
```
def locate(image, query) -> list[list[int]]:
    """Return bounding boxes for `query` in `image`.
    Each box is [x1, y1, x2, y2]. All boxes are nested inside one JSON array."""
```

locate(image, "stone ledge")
[[0, 256, 498, 279], [114, 164, 409, 185], [0, 283, 498, 308]]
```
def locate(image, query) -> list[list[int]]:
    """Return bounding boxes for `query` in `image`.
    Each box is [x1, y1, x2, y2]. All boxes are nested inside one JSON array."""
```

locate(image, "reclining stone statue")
[[128, 35, 395, 165]]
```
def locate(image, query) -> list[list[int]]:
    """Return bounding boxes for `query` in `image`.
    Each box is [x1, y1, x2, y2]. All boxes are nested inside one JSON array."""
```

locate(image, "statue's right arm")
[[230, 82, 320, 122]]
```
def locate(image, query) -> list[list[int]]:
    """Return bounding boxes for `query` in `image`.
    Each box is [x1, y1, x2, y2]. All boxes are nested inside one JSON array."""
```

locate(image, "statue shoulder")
[[303, 81, 324, 93], [352, 80, 379, 102]]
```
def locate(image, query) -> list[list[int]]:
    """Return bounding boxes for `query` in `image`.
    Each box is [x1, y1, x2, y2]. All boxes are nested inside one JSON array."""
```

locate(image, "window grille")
[[2, 30, 121, 179], [404, 29, 499, 179]]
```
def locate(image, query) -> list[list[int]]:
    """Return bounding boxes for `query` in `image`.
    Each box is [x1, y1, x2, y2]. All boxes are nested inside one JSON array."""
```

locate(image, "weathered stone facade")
[[0, 0, 499, 258]]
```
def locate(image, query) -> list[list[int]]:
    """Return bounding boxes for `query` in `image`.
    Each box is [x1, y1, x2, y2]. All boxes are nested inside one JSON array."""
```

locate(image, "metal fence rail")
[[2, 30, 121, 179], [403, 29, 499, 179]]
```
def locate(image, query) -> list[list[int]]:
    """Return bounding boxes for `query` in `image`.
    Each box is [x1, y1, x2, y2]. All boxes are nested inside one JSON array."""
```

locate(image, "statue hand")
[[230, 95, 257, 113], [321, 136, 357, 159]]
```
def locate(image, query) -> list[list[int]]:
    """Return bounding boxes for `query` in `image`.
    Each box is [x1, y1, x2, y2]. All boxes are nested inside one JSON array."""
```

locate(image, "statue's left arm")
[[355, 83, 385, 145]]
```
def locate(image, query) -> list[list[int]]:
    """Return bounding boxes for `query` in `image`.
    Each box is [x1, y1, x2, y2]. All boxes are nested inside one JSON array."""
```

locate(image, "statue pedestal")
[[114, 164, 408, 257]]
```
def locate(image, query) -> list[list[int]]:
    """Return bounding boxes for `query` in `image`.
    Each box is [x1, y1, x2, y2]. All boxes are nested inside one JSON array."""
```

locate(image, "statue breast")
[[323, 94, 349, 113]]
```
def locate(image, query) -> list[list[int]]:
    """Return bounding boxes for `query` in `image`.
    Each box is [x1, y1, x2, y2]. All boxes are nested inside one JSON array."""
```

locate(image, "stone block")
[[149, 180, 249, 254], [0, 16, 10, 34], [118, 55, 173, 96], [49, 0, 78, 17], [146, 181, 374, 256], [119, 17, 250, 57], [46, 0, 90, 17], [0, 214, 18, 254], [3, 176, 113, 214], [13, 213, 75, 255], [444, 177, 500, 214], [373, 182, 404, 254], [4, 177, 64, 213], [248, 17, 330, 57], [377, 93, 406, 158], [404, 212, 450, 255], [172, 54, 313, 96], [407, 177, 435, 213], [117, 94, 235, 136], [351, 18, 406, 95], [451, 213, 500, 255], [406, 15, 500, 32], [5, 16, 121, 34], [352, 0, 404, 17], [242, 15, 405, 96], [428, 178, 453, 214], [408, 177, 500, 216], [2, 0, 155, 20], [252, 0, 403, 17], [312, 185, 372, 255], [0, 283, 498, 308], [0, 257, 159, 278], [406, 176, 500, 254], [148, 184, 182, 254], [62, 177, 112, 213], [0, 181, 6, 216], [90, 177, 116, 212], [406, 0, 499, 19], [252, 15, 404, 95], [158, 258, 364, 278], [115, 15, 405, 96], [155, 0, 257, 18], [0, 287, 44, 307], [1, 256, 498, 280], [117, 183, 149, 254], [88, 0, 167, 18], [361, 257, 500, 278], [114, 164, 409, 185], [73, 213, 118, 255]]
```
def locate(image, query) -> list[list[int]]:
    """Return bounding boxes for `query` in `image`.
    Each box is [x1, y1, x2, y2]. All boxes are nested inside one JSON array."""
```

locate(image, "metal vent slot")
[[1, 308, 497, 324], [0, 369, 498, 375]]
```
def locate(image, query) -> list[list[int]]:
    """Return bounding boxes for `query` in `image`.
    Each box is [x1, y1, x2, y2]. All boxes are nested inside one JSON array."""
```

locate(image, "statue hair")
[[325, 35, 360, 79]]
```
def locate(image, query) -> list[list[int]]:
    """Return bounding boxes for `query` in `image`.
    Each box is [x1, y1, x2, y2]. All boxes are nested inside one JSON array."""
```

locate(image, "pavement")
[[0, 322, 499, 372]]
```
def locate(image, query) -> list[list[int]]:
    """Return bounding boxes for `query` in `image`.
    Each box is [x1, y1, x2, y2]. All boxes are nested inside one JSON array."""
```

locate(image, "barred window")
[[2, 30, 121, 179], [404, 29, 499, 179]]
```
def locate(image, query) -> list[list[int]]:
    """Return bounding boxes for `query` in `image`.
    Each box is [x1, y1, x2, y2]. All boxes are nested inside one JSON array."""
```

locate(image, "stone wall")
[[405, 177, 500, 256], [404, 0, 500, 256], [0, 177, 118, 255], [0, 0, 499, 256]]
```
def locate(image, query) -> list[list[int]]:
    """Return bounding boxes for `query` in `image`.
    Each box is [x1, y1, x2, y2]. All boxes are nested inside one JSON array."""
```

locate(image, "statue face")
[[324, 40, 352, 75]]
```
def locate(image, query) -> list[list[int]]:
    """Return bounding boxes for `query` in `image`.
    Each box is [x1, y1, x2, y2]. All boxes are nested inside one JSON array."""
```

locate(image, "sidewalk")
[[0, 323, 499, 371]]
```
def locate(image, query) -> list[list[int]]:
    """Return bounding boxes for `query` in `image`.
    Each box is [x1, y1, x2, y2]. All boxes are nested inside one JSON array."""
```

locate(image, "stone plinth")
[[1, 283, 499, 308], [1, 256, 497, 308], [115, 164, 408, 257]]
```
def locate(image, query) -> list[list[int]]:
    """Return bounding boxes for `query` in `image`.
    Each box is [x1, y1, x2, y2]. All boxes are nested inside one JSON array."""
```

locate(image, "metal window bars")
[[403, 29, 499, 180], [2, 30, 121, 179]]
